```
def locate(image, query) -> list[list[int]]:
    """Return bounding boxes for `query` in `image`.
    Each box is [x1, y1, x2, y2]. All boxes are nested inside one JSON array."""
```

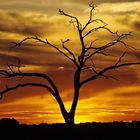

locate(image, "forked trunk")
[[58, 69, 80, 126], [59, 88, 79, 126]]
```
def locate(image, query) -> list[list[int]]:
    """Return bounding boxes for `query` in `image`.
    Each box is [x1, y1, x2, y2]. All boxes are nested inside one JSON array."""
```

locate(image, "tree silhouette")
[[0, 3, 140, 125]]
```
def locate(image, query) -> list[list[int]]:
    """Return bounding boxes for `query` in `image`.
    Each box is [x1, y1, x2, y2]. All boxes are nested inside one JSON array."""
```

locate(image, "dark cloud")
[[134, 52, 140, 61], [0, 0, 85, 15], [133, 21, 140, 30], [71, 0, 139, 4], [0, 0, 139, 17], [117, 15, 140, 33], [0, 46, 74, 71], [0, 11, 54, 36], [0, 52, 18, 65], [104, 0, 137, 2], [96, 0, 139, 3], [0, 103, 44, 111], [116, 91, 140, 98], [0, 111, 53, 118]]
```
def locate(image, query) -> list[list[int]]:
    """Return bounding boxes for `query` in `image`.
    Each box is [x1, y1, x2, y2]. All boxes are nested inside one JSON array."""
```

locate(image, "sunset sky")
[[0, 0, 140, 124]]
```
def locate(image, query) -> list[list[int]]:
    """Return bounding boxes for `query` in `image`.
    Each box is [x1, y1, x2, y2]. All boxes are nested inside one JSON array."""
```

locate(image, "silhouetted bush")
[[0, 118, 19, 126]]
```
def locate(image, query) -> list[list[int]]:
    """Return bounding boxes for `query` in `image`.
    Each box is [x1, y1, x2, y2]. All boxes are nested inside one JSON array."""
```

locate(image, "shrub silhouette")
[[0, 118, 19, 126]]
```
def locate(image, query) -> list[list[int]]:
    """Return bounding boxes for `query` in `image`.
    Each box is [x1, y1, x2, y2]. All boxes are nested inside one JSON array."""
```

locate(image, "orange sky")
[[0, 0, 140, 124]]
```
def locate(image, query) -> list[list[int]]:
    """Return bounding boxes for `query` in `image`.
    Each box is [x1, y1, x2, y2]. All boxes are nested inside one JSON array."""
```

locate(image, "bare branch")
[[90, 56, 95, 68], [81, 57, 97, 74], [83, 24, 108, 38], [81, 66, 93, 71], [115, 51, 126, 66], [7, 64, 14, 74], [81, 2, 107, 33], [69, 19, 76, 28], [61, 39, 78, 66], [91, 67, 98, 74], [16, 57, 22, 73], [81, 2, 96, 32], [80, 62, 140, 86], [0, 71, 59, 96], [85, 39, 98, 53], [7, 57, 22, 74], [10, 37, 33, 49], [0, 70, 9, 77], [83, 33, 132, 64], [100, 74, 119, 81], [12, 36, 79, 67], [119, 40, 140, 50], [83, 24, 119, 39], [98, 51, 111, 56], [0, 83, 56, 99], [59, 9, 76, 19], [58, 9, 82, 30]]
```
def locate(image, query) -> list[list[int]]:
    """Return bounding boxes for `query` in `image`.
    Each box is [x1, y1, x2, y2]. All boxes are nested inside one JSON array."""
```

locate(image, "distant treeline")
[[0, 118, 140, 140]]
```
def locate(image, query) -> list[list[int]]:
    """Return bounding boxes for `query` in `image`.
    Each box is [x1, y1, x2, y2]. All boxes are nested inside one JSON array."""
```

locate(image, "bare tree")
[[0, 3, 140, 125]]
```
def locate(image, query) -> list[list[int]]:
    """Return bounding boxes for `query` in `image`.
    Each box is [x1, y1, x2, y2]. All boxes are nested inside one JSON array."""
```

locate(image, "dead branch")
[[81, 2, 96, 32], [85, 39, 98, 53], [0, 70, 9, 77], [83, 33, 132, 64], [11, 36, 79, 67], [81, 66, 93, 71], [83, 24, 108, 38], [69, 19, 76, 28], [0, 71, 59, 95], [100, 74, 119, 81], [59, 9, 82, 30], [115, 51, 126, 66], [0, 83, 56, 99], [61, 39, 77, 65], [7, 57, 22, 74], [7, 64, 14, 73], [80, 62, 140, 87]]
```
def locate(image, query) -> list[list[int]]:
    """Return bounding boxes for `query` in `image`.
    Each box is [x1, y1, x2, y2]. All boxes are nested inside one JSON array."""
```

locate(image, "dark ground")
[[0, 118, 140, 140]]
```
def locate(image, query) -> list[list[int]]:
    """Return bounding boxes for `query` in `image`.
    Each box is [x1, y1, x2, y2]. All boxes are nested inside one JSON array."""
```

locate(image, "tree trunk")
[[67, 70, 80, 125], [59, 91, 78, 126], [65, 112, 75, 126], [57, 69, 80, 126]]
